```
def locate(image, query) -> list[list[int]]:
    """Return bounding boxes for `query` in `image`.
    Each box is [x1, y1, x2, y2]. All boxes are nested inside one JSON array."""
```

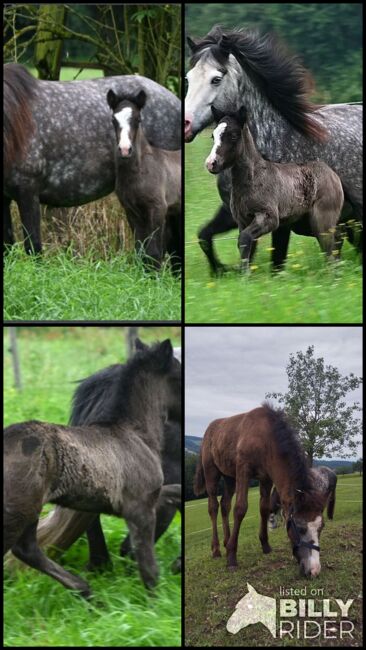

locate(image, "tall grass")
[[185, 131, 362, 324], [4, 327, 181, 647]]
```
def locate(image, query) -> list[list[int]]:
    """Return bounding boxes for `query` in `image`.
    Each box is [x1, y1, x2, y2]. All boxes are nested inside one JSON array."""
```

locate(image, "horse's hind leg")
[[11, 521, 91, 598], [225, 468, 250, 570], [16, 190, 42, 254], [124, 491, 160, 589], [205, 464, 222, 558], [4, 197, 14, 250], [86, 515, 112, 570], [220, 476, 235, 548], [259, 479, 273, 554], [198, 203, 236, 276], [327, 489, 336, 520]]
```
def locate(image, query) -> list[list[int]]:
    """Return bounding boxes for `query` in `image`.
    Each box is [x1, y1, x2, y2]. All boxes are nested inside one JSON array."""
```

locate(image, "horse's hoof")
[[262, 545, 272, 554], [227, 565, 238, 572], [212, 550, 222, 558]]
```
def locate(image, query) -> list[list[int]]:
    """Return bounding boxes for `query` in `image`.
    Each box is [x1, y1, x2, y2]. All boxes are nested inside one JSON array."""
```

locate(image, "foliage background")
[[185, 3, 362, 102]]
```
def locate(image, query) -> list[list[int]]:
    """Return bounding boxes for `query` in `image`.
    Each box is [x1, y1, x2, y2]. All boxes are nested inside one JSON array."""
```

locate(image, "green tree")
[[266, 346, 362, 465], [353, 458, 363, 476]]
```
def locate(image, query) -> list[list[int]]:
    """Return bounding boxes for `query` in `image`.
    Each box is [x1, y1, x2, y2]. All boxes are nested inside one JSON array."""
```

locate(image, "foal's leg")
[[238, 211, 279, 272], [124, 490, 160, 590], [15, 190, 42, 255], [225, 468, 250, 570], [11, 521, 91, 598], [220, 476, 235, 548], [205, 465, 222, 558], [259, 479, 273, 554]]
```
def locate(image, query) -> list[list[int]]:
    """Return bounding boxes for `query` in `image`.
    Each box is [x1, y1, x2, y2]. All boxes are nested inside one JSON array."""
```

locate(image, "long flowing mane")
[[262, 402, 327, 512], [4, 63, 37, 169], [190, 25, 328, 142], [261, 402, 312, 491], [70, 343, 170, 427]]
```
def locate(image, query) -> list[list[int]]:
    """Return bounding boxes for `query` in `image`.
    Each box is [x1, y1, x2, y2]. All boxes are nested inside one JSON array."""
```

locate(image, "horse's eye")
[[211, 77, 222, 85]]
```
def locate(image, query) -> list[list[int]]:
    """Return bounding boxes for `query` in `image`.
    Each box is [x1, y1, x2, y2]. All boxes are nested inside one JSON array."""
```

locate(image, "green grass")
[[185, 475, 362, 647], [4, 327, 181, 647], [4, 246, 181, 321], [185, 131, 362, 324]]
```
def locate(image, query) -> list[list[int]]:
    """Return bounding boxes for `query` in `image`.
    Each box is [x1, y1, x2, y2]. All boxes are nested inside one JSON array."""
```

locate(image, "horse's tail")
[[36, 507, 96, 553], [193, 450, 206, 496], [4, 63, 37, 169]]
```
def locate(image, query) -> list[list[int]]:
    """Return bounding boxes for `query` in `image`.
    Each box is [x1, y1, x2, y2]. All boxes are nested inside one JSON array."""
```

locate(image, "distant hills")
[[185, 435, 354, 468]]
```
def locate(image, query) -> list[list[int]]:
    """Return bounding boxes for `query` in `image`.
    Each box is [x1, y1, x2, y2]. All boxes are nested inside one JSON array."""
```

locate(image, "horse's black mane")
[[190, 25, 327, 142], [70, 342, 172, 427], [261, 402, 312, 494]]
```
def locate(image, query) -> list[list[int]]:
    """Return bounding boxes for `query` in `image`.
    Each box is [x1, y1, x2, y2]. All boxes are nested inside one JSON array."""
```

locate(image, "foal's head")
[[285, 490, 326, 578], [206, 105, 248, 174], [107, 89, 147, 158]]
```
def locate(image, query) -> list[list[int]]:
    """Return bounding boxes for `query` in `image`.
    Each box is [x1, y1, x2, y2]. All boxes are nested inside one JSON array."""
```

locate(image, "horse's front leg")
[[15, 190, 42, 254], [259, 479, 273, 554], [271, 226, 291, 271], [225, 468, 250, 570], [124, 489, 161, 590], [134, 209, 165, 269], [238, 211, 279, 272]]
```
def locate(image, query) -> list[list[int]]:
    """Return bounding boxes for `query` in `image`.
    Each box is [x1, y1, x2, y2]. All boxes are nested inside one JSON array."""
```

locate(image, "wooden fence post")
[[126, 327, 139, 358], [9, 327, 22, 390]]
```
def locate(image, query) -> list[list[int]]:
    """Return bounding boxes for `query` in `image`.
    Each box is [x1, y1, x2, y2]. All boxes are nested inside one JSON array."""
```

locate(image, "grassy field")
[[5, 67, 181, 323], [4, 245, 181, 322], [185, 131, 362, 324], [185, 474, 362, 647], [4, 327, 181, 647]]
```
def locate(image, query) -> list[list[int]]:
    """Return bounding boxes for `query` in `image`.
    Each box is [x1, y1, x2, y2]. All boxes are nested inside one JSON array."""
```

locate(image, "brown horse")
[[194, 403, 327, 577]]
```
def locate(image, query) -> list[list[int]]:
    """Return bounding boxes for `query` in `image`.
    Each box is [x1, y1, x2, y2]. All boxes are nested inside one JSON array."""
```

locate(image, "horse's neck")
[[230, 129, 261, 187], [124, 372, 165, 453], [238, 72, 290, 157], [268, 455, 304, 513]]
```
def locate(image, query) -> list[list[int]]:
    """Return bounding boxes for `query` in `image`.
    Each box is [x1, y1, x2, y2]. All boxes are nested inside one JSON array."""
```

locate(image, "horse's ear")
[[135, 338, 148, 352], [211, 105, 225, 124], [187, 35, 199, 52], [237, 106, 248, 129], [135, 89, 147, 110], [157, 339, 173, 370], [107, 89, 118, 110]]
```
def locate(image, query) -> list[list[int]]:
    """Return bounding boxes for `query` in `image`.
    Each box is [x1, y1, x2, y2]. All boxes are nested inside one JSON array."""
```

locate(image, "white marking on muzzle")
[[114, 107, 133, 156], [205, 122, 227, 169], [303, 516, 322, 577]]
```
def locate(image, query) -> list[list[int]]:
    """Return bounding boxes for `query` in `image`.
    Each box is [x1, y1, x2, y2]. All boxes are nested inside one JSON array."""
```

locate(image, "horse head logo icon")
[[227, 583, 276, 637]]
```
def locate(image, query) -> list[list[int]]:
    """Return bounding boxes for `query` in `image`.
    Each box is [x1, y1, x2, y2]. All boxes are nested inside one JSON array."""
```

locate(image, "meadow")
[[4, 67, 181, 323], [185, 131, 362, 324], [4, 326, 181, 647], [185, 474, 362, 647]]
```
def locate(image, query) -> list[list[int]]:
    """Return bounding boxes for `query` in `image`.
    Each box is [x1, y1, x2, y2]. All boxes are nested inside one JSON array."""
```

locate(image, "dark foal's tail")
[[193, 451, 206, 496], [327, 488, 336, 520]]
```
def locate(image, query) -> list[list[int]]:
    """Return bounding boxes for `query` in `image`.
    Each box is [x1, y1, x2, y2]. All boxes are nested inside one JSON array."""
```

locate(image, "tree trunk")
[[34, 4, 66, 80]]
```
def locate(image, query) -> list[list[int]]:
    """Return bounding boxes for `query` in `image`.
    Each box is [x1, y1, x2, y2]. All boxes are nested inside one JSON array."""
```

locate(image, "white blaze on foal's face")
[[114, 107, 133, 157], [206, 122, 227, 171]]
